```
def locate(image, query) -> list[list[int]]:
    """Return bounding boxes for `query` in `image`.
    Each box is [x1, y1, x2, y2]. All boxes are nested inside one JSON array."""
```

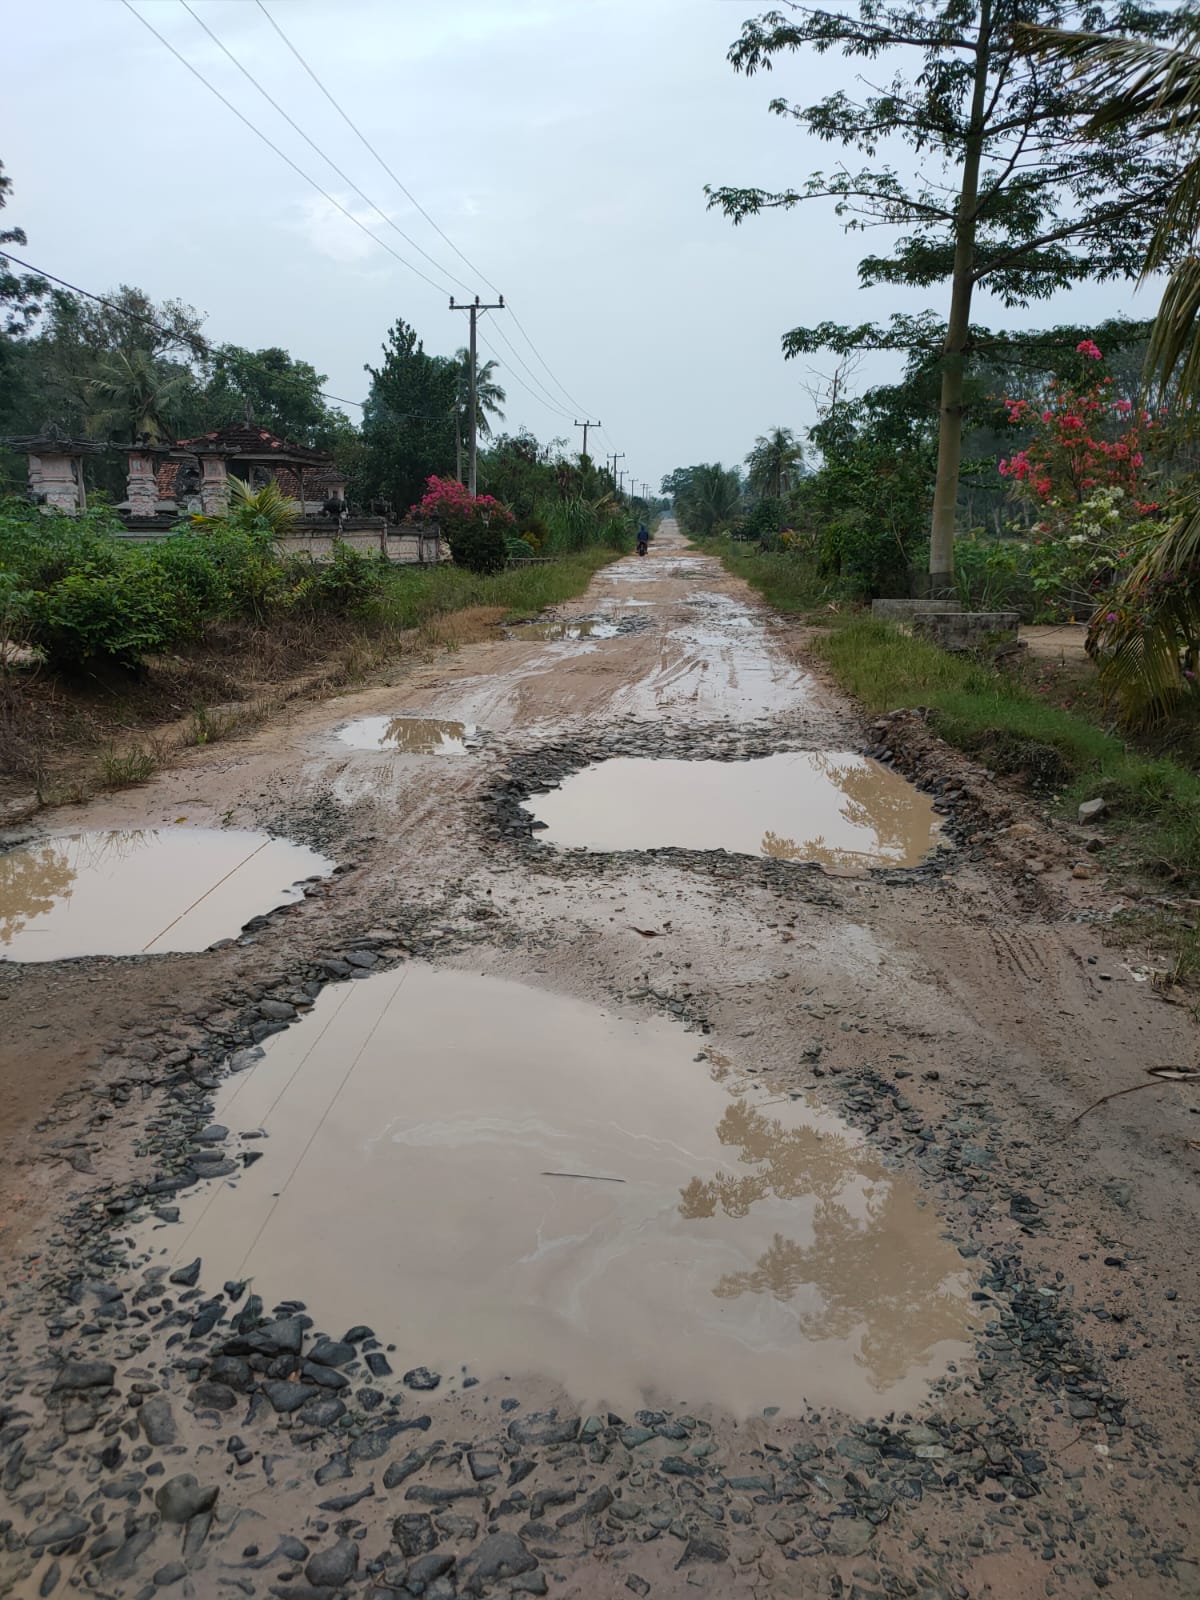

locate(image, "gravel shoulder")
[[0, 526, 1197, 1599]]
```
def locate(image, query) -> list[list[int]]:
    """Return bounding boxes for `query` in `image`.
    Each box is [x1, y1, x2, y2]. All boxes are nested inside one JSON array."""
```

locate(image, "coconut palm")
[[86, 348, 190, 443], [1023, 16, 1200, 719], [745, 426, 804, 500], [679, 464, 743, 536], [452, 349, 506, 483]]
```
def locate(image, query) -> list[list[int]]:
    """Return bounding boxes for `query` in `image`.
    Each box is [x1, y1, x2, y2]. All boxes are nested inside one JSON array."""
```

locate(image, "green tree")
[[669, 463, 743, 536], [452, 348, 506, 482], [197, 345, 346, 448], [360, 318, 457, 514], [707, 0, 1184, 592], [87, 347, 192, 444], [745, 426, 804, 499]]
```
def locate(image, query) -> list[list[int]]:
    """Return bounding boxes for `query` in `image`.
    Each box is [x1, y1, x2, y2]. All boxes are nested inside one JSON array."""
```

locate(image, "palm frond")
[[1143, 252, 1200, 405], [1088, 497, 1200, 721], [1018, 22, 1200, 139]]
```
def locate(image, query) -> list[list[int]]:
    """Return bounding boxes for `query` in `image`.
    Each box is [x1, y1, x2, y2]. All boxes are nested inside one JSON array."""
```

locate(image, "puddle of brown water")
[[506, 618, 619, 641], [336, 715, 478, 754], [525, 753, 940, 871], [0, 829, 332, 961], [147, 966, 973, 1417]]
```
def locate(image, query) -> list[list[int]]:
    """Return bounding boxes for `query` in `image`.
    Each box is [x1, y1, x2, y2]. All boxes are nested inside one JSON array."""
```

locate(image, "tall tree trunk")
[[929, 0, 991, 596]]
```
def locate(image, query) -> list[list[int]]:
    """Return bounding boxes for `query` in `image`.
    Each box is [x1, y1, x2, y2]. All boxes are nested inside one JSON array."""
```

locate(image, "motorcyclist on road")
[[636, 523, 649, 555]]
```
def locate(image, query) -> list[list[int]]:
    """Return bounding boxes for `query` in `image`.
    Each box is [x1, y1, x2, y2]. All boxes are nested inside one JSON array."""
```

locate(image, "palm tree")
[[745, 426, 804, 500], [453, 349, 506, 484], [86, 348, 189, 443], [681, 464, 742, 536], [1023, 17, 1200, 719]]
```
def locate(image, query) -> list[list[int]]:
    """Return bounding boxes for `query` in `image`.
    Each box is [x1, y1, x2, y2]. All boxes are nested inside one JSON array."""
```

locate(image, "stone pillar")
[[199, 455, 229, 516], [29, 451, 83, 513], [126, 451, 159, 518]]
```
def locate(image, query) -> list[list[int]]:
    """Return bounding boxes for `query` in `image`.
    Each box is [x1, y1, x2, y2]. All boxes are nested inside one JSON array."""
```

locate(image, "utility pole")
[[609, 451, 625, 489], [574, 419, 600, 465], [617, 470, 627, 496], [450, 294, 504, 496]]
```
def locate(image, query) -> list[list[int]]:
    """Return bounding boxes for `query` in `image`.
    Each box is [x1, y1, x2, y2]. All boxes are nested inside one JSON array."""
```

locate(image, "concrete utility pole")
[[609, 451, 625, 488], [574, 420, 600, 464], [450, 294, 504, 496]]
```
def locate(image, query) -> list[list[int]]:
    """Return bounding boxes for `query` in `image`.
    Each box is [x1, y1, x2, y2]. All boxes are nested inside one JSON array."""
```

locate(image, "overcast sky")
[[3, 0, 1157, 488]]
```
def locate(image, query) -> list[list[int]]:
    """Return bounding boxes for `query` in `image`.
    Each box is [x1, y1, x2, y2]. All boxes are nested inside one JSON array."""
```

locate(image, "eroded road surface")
[[1, 522, 1197, 1599]]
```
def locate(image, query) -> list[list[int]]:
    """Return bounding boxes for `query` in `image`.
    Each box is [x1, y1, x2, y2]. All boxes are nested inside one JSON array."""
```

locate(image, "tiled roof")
[[175, 423, 331, 463]]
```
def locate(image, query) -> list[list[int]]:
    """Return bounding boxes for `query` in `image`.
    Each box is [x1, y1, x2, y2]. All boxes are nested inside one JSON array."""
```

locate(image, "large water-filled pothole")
[[0, 829, 332, 961], [336, 715, 478, 754], [523, 753, 941, 871], [146, 967, 973, 1416]]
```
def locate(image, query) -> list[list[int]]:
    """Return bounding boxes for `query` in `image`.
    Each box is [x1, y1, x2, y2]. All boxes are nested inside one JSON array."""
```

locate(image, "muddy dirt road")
[[1, 522, 1197, 1599]]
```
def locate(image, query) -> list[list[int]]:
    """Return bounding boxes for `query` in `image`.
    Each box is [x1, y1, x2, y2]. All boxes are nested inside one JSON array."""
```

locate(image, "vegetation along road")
[[0, 521, 1196, 1598]]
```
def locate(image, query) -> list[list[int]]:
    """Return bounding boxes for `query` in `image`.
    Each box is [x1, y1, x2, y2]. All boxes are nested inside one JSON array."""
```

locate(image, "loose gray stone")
[[392, 1513, 437, 1558], [51, 1360, 114, 1393], [507, 1411, 579, 1447], [305, 1538, 359, 1587], [27, 1513, 89, 1549], [169, 1259, 201, 1288], [675, 1538, 727, 1569], [1078, 798, 1107, 825], [140, 1396, 178, 1446], [258, 1000, 297, 1021], [459, 1532, 538, 1593], [308, 1337, 355, 1368], [403, 1366, 441, 1392], [262, 1381, 316, 1414], [153, 1562, 187, 1587], [191, 1382, 237, 1412], [155, 1474, 218, 1525]]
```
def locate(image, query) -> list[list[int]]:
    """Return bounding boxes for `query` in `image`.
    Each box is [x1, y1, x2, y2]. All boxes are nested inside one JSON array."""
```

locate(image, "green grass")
[[698, 537, 843, 615], [815, 617, 1200, 884], [368, 549, 621, 631], [97, 743, 158, 788]]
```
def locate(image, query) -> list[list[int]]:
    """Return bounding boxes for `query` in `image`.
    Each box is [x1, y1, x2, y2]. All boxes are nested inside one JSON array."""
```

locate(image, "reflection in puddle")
[[337, 715, 477, 754], [506, 618, 619, 641], [525, 753, 940, 870], [0, 830, 332, 961], [144, 966, 973, 1416]]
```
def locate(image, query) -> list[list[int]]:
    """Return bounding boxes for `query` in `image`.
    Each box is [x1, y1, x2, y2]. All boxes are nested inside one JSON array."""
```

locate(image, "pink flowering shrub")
[[409, 475, 514, 573]]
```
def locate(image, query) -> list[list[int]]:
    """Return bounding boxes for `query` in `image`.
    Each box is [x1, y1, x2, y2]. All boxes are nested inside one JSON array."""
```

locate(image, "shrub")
[[411, 475, 512, 574], [27, 558, 182, 670]]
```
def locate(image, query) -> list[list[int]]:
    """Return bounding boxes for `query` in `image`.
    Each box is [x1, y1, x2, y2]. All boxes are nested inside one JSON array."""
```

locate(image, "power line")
[[0, 250, 366, 410], [126, 0, 598, 436], [255, 0, 503, 300], [120, 0, 455, 301], [252, 0, 604, 424], [177, 0, 476, 298]]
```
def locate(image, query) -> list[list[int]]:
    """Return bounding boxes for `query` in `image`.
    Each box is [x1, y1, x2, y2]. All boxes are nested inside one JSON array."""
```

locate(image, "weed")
[[97, 743, 158, 788], [698, 536, 845, 615]]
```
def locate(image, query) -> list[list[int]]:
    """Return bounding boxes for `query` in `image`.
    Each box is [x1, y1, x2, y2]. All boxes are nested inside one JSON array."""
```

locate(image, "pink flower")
[[1115, 398, 1133, 414], [1076, 339, 1103, 361]]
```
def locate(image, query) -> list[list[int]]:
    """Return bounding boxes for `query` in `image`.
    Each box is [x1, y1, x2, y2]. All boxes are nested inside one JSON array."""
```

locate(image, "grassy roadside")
[[704, 538, 1200, 982], [2, 549, 620, 813]]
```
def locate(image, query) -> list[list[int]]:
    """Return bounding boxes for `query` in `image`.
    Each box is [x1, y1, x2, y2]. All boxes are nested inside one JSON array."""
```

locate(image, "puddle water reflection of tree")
[[380, 718, 470, 754], [0, 831, 154, 946], [760, 753, 935, 869], [679, 1099, 969, 1391]]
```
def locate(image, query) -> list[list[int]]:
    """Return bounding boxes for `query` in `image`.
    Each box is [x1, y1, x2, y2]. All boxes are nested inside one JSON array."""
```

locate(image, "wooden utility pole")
[[574, 419, 600, 464], [450, 294, 504, 496]]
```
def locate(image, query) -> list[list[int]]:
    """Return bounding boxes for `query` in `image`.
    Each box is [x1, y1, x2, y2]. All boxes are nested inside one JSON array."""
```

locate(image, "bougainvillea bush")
[[995, 341, 1170, 623], [411, 476, 514, 574]]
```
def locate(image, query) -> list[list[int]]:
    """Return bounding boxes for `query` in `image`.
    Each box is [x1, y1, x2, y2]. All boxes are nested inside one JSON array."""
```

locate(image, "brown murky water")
[[336, 715, 478, 753], [506, 619, 620, 641], [0, 830, 332, 961], [147, 967, 973, 1416], [525, 753, 941, 871]]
